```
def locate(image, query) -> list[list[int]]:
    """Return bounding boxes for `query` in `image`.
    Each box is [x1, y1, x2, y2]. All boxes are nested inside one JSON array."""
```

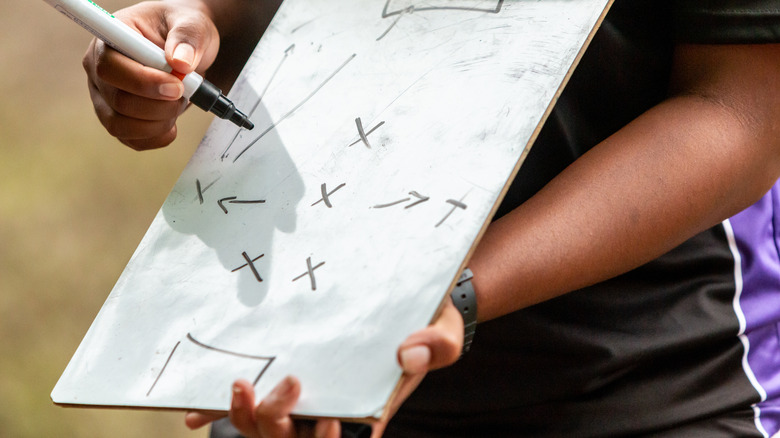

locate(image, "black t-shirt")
[[386, 1, 780, 437]]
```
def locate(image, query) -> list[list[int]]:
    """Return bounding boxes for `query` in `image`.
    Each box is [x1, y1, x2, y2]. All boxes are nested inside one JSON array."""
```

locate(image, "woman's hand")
[[186, 377, 342, 438], [82, 1, 219, 150]]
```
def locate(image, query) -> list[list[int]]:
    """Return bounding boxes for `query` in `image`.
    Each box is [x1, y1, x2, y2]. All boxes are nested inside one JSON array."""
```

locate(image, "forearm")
[[470, 44, 780, 322]]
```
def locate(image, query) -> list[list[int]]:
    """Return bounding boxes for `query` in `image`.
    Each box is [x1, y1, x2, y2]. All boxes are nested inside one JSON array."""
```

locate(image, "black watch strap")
[[450, 268, 477, 354]]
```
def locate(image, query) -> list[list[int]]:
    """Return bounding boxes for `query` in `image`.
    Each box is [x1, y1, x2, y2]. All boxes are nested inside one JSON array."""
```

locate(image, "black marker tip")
[[189, 79, 254, 130], [231, 110, 255, 130]]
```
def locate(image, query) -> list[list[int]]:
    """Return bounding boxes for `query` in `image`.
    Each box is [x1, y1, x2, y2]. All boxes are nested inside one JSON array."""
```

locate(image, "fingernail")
[[231, 384, 242, 409], [400, 345, 430, 374], [159, 83, 183, 99], [172, 43, 196, 68]]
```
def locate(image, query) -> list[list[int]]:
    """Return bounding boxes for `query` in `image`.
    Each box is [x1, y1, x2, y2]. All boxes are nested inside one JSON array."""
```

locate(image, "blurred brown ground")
[[0, 1, 214, 437]]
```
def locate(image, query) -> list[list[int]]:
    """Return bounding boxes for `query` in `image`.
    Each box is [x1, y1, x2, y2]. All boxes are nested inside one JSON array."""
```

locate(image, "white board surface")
[[52, 0, 611, 421]]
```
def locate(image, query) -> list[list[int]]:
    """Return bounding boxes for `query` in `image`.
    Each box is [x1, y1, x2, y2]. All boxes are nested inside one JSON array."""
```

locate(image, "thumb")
[[398, 300, 464, 374], [163, 7, 220, 75]]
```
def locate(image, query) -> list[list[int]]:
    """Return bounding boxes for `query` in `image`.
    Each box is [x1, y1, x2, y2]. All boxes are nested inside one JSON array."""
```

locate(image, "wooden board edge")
[[379, 0, 616, 424]]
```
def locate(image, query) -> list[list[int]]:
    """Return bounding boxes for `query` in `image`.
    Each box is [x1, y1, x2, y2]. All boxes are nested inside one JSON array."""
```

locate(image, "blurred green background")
[[1, 1, 213, 437]]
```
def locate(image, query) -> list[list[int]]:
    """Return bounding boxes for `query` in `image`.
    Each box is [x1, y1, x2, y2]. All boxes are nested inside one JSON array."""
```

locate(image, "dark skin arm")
[[469, 44, 780, 321]]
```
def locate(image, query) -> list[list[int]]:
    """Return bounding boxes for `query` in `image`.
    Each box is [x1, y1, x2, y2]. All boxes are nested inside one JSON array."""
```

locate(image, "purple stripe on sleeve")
[[728, 182, 780, 436]]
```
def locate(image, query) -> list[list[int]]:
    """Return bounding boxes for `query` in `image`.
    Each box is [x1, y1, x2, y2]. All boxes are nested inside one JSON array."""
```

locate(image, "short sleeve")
[[674, 0, 780, 43]]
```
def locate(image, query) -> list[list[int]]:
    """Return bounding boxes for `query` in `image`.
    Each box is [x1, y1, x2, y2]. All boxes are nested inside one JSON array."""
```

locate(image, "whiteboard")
[[52, 0, 611, 421]]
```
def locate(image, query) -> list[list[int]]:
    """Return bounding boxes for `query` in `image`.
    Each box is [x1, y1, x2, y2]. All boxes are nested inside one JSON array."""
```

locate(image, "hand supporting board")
[[52, 0, 612, 421]]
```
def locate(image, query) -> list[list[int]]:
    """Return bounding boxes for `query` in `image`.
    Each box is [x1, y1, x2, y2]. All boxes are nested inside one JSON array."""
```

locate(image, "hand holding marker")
[[43, 0, 255, 130]]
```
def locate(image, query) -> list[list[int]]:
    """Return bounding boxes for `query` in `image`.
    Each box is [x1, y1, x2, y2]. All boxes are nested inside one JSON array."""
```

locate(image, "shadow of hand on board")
[[159, 98, 304, 308]]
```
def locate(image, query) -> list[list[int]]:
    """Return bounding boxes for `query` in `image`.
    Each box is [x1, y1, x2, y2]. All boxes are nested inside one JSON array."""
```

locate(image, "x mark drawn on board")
[[349, 117, 386, 148], [311, 182, 347, 208], [232, 251, 265, 283], [292, 256, 326, 291], [436, 195, 468, 228], [377, 0, 504, 41], [195, 178, 220, 204], [146, 333, 276, 397]]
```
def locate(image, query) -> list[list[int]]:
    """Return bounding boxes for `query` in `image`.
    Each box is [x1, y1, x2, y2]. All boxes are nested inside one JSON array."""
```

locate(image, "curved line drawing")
[[186, 333, 276, 386], [378, 0, 504, 40], [381, 0, 504, 17], [147, 334, 277, 396]]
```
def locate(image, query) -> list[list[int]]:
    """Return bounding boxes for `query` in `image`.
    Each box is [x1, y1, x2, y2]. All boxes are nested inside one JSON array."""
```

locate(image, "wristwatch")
[[450, 268, 477, 354]]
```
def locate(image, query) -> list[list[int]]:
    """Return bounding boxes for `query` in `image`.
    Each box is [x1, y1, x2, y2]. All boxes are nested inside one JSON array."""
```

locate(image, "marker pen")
[[43, 0, 254, 130]]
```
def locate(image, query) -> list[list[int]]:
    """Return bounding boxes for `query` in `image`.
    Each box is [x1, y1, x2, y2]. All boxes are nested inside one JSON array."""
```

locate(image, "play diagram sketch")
[[146, 333, 275, 398], [52, 0, 612, 420]]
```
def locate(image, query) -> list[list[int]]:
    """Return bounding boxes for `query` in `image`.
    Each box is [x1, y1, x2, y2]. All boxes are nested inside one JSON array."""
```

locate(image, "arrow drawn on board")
[[372, 191, 430, 209], [231, 53, 358, 163], [218, 197, 267, 214], [221, 44, 296, 161]]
